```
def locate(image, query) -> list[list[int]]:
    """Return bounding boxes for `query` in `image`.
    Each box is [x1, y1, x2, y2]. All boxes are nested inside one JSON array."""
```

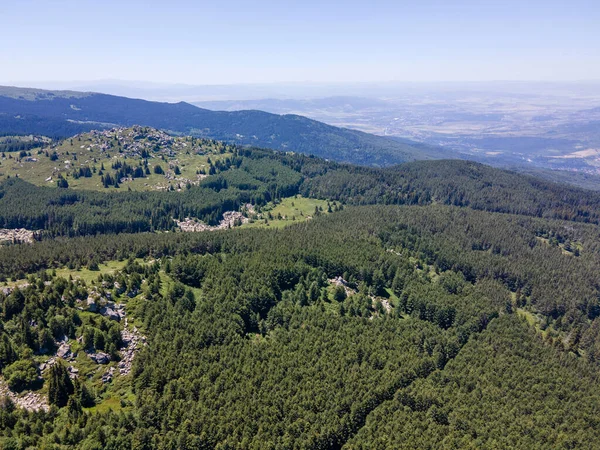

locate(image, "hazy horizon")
[[4, 79, 600, 104]]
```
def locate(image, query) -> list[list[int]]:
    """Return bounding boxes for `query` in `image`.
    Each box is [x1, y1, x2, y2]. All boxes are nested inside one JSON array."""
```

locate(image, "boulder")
[[86, 297, 97, 312], [89, 352, 110, 364], [101, 306, 121, 321], [56, 342, 71, 359]]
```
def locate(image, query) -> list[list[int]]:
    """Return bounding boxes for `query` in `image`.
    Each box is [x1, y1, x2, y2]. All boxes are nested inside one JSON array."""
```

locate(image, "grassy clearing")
[[244, 195, 335, 229], [535, 236, 581, 256], [517, 307, 551, 340], [53, 260, 129, 284], [1, 259, 136, 287], [85, 389, 136, 414]]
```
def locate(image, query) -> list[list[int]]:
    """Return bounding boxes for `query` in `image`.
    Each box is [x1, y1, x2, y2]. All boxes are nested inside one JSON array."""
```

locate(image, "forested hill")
[[3, 135, 600, 238], [0, 86, 450, 166], [299, 158, 600, 222]]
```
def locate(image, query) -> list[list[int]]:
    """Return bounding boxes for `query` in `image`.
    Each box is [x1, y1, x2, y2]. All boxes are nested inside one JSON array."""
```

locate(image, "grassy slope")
[[0, 127, 233, 191]]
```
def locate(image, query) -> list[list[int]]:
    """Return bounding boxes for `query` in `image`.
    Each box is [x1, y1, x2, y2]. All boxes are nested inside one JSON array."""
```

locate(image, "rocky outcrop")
[[176, 211, 248, 232], [0, 379, 49, 412], [86, 297, 97, 312], [98, 301, 125, 321], [89, 352, 110, 364], [328, 276, 357, 297], [99, 323, 146, 384], [1, 283, 30, 296], [118, 320, 146, 377], [221, 211, 248, 228], [56, 342, 73, 359], [378, 297, 392, 313], [176, 219, 214, 232], [0, 228, 39, 244], [101, 367, 115, 384]]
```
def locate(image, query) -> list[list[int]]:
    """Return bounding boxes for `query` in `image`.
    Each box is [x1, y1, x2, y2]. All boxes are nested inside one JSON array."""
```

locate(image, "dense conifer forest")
[[1, 130, 600, 448]]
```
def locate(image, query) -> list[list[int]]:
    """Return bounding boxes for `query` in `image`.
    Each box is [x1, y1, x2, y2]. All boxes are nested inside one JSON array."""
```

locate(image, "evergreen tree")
[[48, 361, 74, 407]]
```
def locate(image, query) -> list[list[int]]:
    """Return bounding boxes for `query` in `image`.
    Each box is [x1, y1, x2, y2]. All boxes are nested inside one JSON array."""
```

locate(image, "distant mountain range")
[[0, 86, 454, 167], [193, 96, 393, 115]]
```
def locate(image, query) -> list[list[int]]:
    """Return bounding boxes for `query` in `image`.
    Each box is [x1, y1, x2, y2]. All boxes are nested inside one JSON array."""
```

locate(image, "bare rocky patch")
[[0, 228, 40, 244], [0, 379, 49, 412], [176, 211, 248, 232]]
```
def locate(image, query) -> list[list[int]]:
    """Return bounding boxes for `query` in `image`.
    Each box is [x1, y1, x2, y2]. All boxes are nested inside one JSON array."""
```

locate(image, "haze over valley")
[[192, 81, 600, 177]]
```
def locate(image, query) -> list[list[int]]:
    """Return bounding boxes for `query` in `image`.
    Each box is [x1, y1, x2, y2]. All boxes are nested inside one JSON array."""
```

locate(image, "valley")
[[195, 83, 600, 188]]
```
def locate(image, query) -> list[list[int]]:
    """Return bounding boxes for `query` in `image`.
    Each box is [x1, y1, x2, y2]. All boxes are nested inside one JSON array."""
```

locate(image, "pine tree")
[[333, 285, 347, 302], [391, 270, 405, 296], [48, 362, 74, 407], [67, 396, 82, 420]]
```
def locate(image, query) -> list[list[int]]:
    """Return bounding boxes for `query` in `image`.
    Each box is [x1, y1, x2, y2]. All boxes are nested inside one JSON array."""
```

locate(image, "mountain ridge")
[[0, 85, 454, 166]]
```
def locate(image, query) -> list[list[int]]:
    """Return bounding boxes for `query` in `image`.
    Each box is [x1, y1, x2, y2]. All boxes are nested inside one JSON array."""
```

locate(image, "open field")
[[243, 195, 334, 229], [54, 259, 129, 283]]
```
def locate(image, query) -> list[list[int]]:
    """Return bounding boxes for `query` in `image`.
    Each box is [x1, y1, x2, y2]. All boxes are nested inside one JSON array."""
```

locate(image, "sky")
[[2, 0, 600, 86]]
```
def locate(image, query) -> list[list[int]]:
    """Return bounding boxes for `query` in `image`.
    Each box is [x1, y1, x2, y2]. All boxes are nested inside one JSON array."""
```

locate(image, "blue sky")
[[2, 0, 599, 84]]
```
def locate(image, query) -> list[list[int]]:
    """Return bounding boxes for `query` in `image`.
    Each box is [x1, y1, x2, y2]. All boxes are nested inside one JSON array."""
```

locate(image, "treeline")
[[2, 141, 600, 238], [221, 146, 600, 225], [0, 136, 47, 153]]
